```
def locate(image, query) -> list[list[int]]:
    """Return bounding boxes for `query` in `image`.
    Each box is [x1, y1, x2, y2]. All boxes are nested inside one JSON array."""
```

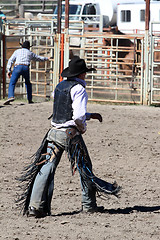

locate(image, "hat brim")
[[61, 66, 96, 78]]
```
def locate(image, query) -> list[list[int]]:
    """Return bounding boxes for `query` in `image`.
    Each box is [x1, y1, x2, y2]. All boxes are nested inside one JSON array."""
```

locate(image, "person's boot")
[[4, 97, 15, 105], [82, 205, 104, 213], [28, 100, 34, 104], [28, 206, 47, 218]]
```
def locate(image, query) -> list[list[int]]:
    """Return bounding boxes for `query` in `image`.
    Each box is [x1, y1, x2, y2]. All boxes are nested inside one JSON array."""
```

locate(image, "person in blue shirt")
[[0, 6, 6, 23], [4, 41, 50, 105]]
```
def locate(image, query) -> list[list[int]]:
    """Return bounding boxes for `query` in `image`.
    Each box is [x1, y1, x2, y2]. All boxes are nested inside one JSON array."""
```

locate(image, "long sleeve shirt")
[[51, 77, 91, 133], [7, 48, 49, 73]]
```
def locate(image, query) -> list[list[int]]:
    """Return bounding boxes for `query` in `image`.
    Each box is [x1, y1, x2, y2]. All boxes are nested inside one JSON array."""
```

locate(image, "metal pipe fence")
[[65, 33, 144, 104], [149, 22, 160, 105], [0, 1, 58, 16], [2, 18, 160, 105], [2, 19, 57, 100]]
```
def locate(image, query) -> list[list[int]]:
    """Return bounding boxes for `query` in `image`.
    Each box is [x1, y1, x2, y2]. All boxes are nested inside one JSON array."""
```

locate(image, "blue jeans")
[[29, 128, 96, 213], [8, 65, 32, 101]]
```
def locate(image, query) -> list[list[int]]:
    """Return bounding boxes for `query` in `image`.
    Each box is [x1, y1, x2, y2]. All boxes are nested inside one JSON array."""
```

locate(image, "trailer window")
[[82, 4, 96, 15], [81, 4, 96, 20], [54, 4, 82, 20], [140, 9, 145, 22], [121, 10, 131, 22]]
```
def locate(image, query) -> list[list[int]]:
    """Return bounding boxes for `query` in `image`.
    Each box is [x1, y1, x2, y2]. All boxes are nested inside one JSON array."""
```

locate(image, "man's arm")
[[31, 52, 50, 61], [7, 52, 16, 76], [71, 85, 87, 133], [71, 84, 102, 134]]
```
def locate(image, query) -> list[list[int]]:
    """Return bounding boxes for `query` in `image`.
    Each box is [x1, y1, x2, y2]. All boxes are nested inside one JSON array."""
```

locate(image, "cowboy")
[[17, 56, 121, 217], [4, 41, 50, 105]]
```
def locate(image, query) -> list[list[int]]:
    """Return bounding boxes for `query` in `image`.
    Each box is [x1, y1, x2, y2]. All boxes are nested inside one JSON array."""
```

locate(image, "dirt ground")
[[0, 99, 160, 240]]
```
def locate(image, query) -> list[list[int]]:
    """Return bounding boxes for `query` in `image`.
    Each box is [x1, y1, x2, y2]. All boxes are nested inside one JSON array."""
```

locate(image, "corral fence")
[[1, 18, 160, 105], [149, 22, 160, 105], [0, 0, 58, 17], [0, 19, 5, 99], [2, 19, 57, 99], [69, 33, 144, 104], [1, 18, 85, 99]]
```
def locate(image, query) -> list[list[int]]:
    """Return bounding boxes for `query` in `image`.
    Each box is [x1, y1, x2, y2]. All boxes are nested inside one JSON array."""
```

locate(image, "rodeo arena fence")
[[1, 10, 160, 105]]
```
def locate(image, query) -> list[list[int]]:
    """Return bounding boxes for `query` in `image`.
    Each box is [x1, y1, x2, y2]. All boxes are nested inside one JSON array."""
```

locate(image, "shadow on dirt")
[[51, 206, 160, 217], [104, 205, 160, 214]]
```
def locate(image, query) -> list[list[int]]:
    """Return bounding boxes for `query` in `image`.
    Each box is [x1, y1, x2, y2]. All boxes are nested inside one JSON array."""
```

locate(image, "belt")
[[15, 64, 29, 66]]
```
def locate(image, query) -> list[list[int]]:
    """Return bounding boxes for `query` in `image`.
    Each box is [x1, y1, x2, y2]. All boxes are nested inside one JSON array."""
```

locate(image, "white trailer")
[[53, 0, 142, 28], [117, 1, 160, 33]]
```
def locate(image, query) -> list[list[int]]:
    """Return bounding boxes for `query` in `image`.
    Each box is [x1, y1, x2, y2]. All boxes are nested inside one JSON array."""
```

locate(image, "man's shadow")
[[104, 205, 160, 214], [51, 205, 160, 217]]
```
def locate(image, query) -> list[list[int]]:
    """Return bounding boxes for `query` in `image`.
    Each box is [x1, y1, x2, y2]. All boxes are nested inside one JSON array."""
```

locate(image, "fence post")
[[143, 0, 150, 105], [60, 33, 64, 82], [99, 14, 103, 32], [19, 4, 24, 18], [2, 33, 6, 99], [63, 0, 69, 69], [53, 33, 61, 89], [0, 33, 1, 99], [64, 29, 69, 69]]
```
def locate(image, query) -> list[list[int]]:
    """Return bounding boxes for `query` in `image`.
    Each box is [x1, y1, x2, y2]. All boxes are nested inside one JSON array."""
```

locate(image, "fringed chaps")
[[16, 128, 121, 216], [67, 134, 121, 198], [16, 130, 50, 215]]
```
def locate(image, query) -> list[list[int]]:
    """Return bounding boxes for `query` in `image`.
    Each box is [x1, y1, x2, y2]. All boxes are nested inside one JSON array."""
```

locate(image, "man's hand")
[[8, 72, 11, 78], [75, 119, 86, 134], [90, 113, 102, 122]]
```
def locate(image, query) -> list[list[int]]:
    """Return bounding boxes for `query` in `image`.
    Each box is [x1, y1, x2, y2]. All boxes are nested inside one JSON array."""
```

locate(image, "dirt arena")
[[0, 100, 160, 239]]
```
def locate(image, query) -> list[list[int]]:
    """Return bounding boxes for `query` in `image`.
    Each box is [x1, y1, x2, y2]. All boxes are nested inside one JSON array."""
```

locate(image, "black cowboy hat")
[[20, 41, 31, 49], [61, 56, 96, 78]]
